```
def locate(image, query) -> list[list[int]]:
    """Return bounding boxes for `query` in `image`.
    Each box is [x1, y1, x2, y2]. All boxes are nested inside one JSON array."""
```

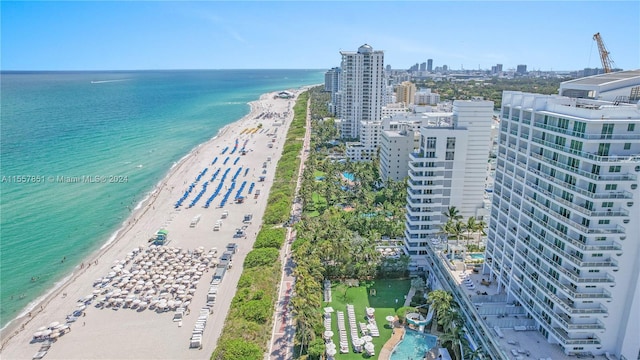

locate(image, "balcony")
[[533, 122, 640, 141], [527, 167, 634, 200], [530, 152, 637, 182], [512, 273, 605, 330], [532, 136, 640, 164], [515, 248, 612, 299]]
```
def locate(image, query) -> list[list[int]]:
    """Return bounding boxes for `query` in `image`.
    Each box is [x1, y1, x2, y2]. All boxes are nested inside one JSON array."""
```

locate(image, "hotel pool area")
[[469, 253, 484, 260], [390, 330, 438, 360]]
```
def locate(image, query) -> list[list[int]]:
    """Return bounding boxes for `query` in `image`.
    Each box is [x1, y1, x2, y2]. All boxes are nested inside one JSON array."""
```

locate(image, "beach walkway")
[[268, 96, 312, 359]]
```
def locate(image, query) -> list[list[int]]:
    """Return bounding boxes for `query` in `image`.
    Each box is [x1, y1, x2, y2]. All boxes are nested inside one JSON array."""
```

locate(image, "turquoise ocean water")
[[0, 69, 324, 328]]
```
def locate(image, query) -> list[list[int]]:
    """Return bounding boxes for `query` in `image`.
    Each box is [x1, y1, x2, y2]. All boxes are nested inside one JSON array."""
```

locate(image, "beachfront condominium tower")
[[325, 67, 341, 116], [404, 99, 494, 271], [337, 44, 385, 139], [485, 70, 640, 358]]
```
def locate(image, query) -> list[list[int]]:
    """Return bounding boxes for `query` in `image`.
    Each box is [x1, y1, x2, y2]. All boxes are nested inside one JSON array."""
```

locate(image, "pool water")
[[342, 172, 355, 181], [390, 329, 438, 360], [469, 253, 485, 260]]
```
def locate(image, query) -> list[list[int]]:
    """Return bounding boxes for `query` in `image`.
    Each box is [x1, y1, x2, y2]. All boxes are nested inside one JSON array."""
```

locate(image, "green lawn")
[[305, 192, 328, 217], [324, 279, 411, 359]]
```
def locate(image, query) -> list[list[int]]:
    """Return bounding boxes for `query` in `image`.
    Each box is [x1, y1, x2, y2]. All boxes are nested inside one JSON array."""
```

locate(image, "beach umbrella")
[[33, 331, 43, 338], [323, 330, 334, 339], [326, 348, 337, 356], [363, 335, 373, 343], [364, 342, 374, 351], [38, 326, 47, 331], [42, 329, 52, 337], [49, 331, 60, 339], [48, 322, 60, 328]]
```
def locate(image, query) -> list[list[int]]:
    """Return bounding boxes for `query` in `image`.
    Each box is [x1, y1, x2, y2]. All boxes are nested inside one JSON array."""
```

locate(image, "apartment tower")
[[404, 99, 494, 271], [486, 70, 640, 358], [337, 44, 385, 139]]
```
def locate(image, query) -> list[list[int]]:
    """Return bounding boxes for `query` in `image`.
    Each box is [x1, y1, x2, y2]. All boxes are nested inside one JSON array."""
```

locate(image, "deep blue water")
[[0, 69, 323, 327]]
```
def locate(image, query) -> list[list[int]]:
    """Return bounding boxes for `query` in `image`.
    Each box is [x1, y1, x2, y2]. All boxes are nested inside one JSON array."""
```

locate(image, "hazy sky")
[[2, 1, 638, 71]]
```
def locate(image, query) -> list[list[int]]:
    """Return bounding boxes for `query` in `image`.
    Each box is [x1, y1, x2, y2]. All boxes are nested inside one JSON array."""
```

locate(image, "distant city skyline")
[[1, 1, 638, 71]]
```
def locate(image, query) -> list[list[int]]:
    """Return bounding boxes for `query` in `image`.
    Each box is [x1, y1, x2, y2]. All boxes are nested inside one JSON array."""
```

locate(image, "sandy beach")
[[0, 89, 303, 360]]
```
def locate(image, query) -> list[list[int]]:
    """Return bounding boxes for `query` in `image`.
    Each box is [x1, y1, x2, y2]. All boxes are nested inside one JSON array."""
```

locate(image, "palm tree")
[[439, 324, 469, 360], [474, 219, 487, 248], [451, 221, 466, 246], [465, 217, 477, 247], [427, 289, 453, 333], [442, 206, 463, 223]]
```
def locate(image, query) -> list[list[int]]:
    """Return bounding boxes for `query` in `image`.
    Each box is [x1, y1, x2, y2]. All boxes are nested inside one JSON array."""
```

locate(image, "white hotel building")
[[486, 70, 640, 358], [404, 99, 494, 271]]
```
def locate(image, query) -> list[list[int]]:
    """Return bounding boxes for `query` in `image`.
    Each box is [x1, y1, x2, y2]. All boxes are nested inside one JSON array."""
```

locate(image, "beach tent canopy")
[[157, 229, 169, 236]]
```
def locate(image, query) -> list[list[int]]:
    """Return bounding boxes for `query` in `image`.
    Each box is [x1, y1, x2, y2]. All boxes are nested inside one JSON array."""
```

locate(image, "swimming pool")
[[342, 172, 355, 181], [469, 253, 484, 260], [390, 329, 438, 360]]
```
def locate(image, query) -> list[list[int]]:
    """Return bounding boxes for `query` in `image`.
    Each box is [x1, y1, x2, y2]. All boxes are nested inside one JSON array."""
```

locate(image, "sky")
[[1, 1, 638, 72]]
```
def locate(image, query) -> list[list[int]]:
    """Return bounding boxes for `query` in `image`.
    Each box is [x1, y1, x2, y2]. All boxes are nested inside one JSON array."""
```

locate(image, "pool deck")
[[378, 319, 404, 360]]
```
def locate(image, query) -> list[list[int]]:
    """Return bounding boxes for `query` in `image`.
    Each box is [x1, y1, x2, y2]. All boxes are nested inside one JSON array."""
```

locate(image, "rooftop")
[[561, 69, 640, 87]]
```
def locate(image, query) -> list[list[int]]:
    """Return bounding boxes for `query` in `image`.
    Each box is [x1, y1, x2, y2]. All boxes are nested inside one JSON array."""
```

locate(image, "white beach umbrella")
[[48, 322, 60, 328]]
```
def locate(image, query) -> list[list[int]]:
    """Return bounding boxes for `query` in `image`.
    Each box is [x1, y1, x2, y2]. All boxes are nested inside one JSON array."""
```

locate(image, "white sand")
[[0, 89, 304, 360]]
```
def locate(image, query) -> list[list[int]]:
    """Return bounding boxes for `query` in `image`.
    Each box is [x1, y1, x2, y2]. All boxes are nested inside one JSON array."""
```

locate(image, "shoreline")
[[0, 88, 305, 359], [2, 113, 231, 336]]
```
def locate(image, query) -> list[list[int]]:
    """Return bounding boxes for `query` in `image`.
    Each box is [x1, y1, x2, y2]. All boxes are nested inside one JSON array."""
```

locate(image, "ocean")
[[0, 69, 324, 328]]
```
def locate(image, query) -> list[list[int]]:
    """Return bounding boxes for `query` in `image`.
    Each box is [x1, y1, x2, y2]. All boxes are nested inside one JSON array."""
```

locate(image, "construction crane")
[[593, 32, 615, 73]]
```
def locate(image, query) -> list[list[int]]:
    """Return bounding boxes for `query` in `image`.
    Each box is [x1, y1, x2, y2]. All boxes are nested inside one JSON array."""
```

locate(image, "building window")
[[602, 202, 613, 208], [628, 123, 636, 131], [609, 166, 621, 173], [445, 151, 455, 160], [598, 220, 610, 225], [605, 184, 617, 191], [446, 137, 456, 149], [426, 137, 436, 149], [624, 143, 631, 150], [602, 123, 614, 135]]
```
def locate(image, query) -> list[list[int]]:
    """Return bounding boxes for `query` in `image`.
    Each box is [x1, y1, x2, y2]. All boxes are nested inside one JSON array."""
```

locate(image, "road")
[[267, 96, 312, 359]]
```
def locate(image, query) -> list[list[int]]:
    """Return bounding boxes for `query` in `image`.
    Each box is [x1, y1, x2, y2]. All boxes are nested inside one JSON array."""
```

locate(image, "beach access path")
[[268, 95, 312, 359], [0, 89, 304, 360]]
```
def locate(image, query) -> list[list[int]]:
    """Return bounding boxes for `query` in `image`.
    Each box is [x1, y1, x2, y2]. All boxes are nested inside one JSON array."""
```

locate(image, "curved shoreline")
[[0, 91, 295, 358]]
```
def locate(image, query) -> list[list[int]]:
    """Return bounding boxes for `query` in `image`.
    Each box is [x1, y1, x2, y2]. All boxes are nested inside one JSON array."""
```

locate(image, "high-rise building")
[[420, 62, 427, 72], [324, 67, 341, 115], [427, 59, 433, 72], [404, 99, 494, 271], [337, 44, 385, 139], [486, 70, 640, 358], [396, 81, 417, 105], [516, 64, 527, 75]]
